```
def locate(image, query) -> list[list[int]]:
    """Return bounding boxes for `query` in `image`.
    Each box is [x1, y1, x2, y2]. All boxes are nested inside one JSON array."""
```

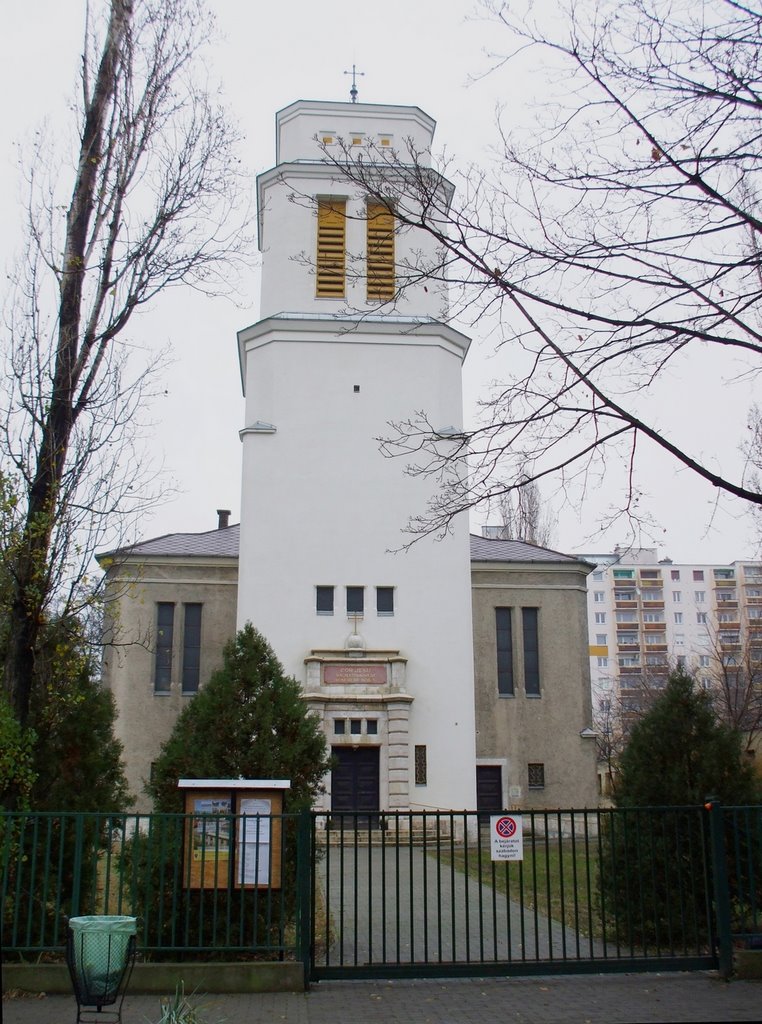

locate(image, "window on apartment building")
[[414, 745, 427, 785], [696, 612, 708, 624], [528, 763, 545, 789], [597, 657, 609, 668], [522, 608, 541, 696], [495, 607, 514, 696], [642, 611, 664, 622], [154, 603, 174, 693], [592, 571, 604, 581], [699, 655, 711, 667], [595, 612, 606, 624], [616, 610, 638, 623], [334, 719, 346, 734], [316, 585, 334, 615], [594, 591, 605, 603], [346, 586, 364, 616], [672, 591, 682, 603], [671, 570, 681, 581], [181, 604, 202, 694], [693, 570, 705, 581], [316, 198, 346, 297], [376, 586, 394, 615], [675, 634, 685, 646], [676, 655, 687, 668], [674, 612, 683, 624], [596, 633, 607, 645], [694, 591, 706, 603], [366, 200, 395, 300], [613, 569, 635, 579]]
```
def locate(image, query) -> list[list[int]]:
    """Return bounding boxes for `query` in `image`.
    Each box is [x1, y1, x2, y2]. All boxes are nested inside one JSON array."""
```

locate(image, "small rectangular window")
[[181, 603, 202, 694], [154, 603, 174, 693], [671, 570, 681, 581], [495, 607, 514, 696], [316, 585, 334, 615], [316, 198, 346, 297], [414, 745, 427, 785], [366, 200, 395, 301], [673, 591, 682, 603], [376, 586, 394, 615], [694, 591, 706, 603], [528, 763, 545, 789], [346, 586, 364, 615], [594, 591, 605, 603], [350, 719, 362, 735], [334, 719, 345, 735], [522, 607, 540, 696], [674, 612, 683, 624], [693, 570, 705, 581], [594, 612, 606, 624], [367, 719, 378, 735]]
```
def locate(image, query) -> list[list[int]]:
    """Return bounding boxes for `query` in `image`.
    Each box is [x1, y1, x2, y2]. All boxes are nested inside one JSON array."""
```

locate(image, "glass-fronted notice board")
[[178, 780, 289, 890]]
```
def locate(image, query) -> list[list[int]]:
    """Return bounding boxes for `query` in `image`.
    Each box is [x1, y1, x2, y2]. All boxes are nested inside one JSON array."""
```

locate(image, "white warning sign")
[[490, 814, 523, 861]]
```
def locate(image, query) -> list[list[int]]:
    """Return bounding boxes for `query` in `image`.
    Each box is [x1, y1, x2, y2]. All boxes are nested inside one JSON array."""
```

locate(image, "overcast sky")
[[1, 0, 758, 565]]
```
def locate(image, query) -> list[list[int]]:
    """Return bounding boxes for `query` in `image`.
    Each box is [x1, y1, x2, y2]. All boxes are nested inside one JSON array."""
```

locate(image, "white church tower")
[[237, 99, 476, 817]]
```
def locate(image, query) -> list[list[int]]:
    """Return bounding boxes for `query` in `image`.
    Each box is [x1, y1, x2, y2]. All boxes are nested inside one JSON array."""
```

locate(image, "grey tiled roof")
[[469, 534, 591, 565], [103, 526, 587, 566], [101, 524, 241, 560]]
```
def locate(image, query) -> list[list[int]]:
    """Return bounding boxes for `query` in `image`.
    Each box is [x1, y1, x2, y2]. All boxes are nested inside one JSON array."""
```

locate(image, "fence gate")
[[309, 807, 723, 981]]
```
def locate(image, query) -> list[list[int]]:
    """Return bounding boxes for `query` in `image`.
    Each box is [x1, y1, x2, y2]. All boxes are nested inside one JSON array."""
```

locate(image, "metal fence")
[[1, 810, 305, 958], [2, 802, 759, 980]]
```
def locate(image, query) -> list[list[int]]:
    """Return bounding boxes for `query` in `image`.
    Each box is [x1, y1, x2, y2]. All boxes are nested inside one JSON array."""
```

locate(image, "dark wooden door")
[[476, 765, 503, 823], [331, 746, 380, 826]]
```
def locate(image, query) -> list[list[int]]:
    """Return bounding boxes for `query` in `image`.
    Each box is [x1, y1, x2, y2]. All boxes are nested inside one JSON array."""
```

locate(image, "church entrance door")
[[331, 746, 380, 826]]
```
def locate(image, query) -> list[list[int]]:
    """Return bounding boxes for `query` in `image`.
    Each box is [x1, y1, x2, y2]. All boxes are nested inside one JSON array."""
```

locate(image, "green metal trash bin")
[[66, 915, 137, 1024]]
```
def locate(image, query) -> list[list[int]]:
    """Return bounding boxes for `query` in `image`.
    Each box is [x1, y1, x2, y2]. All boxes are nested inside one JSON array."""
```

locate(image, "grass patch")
[[440, 834, 603, 939]]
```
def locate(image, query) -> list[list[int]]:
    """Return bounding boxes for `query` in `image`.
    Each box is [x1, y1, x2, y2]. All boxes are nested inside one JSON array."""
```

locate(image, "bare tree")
[[492, 476, 555, 547], [322, 0, 762, 540], [1, 0, 247, 727], [701, 630, 762, 745]]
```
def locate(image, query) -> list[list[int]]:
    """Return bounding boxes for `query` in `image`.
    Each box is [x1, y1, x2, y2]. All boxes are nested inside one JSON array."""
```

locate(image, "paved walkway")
[[317, 845, 604, 966], [4, 972, 761, 1023]]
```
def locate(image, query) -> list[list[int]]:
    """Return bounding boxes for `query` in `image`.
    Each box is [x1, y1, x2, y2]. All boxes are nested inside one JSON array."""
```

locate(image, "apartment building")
[[578, 547, 762, 719]]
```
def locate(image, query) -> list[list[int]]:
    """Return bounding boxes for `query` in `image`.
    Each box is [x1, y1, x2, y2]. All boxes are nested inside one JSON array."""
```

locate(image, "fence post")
[[705, 796, 733, 979], [70, 813, 85, 919], [295, 809, 313, 988]]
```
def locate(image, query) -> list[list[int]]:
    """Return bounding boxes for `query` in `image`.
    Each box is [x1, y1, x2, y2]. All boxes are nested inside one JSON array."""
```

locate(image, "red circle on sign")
[[495, 816, 516, 838]]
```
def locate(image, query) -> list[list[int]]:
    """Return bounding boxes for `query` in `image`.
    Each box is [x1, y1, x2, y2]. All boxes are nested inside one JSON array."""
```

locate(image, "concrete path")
[[4, 973, 761, 1024], [316, 844, 604, 967]]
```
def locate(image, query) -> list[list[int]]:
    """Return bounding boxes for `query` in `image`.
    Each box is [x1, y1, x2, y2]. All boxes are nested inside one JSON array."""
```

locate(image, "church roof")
[[99, 524, 241, 561], [469, 534, 592, 566], [101, 525, 588, 567]]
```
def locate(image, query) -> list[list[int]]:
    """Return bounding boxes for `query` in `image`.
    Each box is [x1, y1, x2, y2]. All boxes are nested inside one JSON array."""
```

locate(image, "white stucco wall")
[[237, 319, 476, 813]]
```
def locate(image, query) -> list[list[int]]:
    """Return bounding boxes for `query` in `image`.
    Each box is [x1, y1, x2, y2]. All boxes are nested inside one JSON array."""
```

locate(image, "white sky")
[[1, 0, 758, 565]]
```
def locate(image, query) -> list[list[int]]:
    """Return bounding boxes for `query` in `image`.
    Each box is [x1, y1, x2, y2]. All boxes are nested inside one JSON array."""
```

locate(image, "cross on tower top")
[[343, 64, 365, 103]]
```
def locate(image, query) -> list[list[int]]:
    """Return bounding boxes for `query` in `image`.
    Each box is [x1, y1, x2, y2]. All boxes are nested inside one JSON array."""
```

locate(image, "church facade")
[[98, 100, 598, 815]]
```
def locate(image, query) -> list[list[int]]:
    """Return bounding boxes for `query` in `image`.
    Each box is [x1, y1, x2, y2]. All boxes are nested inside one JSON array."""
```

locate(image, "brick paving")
[[4, 972, 761, 1024]]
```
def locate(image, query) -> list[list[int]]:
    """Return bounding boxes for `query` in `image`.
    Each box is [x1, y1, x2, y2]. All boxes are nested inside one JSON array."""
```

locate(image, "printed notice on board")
[[238, 798, 271, 885]]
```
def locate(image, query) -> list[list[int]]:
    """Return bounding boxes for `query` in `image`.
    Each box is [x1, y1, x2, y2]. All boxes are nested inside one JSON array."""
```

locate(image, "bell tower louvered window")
[[366, 201, 395, 300], [316, 198, 346, 297]]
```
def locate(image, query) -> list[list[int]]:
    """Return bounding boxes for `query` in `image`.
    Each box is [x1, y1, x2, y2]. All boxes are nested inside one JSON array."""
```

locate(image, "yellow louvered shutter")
[[316, 199, 346, 298], [366, 201, 395, 301]]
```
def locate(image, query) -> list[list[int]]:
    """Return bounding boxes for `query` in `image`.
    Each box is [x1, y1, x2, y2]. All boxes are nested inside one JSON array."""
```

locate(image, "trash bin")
[[66, 915, 137, 1024]]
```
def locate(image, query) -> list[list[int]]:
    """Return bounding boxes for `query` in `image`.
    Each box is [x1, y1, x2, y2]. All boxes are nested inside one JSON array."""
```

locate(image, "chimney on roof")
[[217, 509, 231, 530]]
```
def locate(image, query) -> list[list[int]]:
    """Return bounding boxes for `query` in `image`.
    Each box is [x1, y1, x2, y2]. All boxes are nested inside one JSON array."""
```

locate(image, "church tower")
[[237, 100, 476, 816]]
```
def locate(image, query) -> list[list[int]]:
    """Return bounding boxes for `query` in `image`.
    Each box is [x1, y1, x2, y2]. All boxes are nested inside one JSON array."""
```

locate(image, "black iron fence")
[[2, 802, 759, 980]]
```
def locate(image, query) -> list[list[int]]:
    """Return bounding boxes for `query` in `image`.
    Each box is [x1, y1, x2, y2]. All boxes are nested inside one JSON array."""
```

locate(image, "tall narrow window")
[[154, 603, 174, 693], [414, 745, 427, 785], [182, 603, 202, 694], [316, 198, 346, 297], [366, 200, 395, 300], [346, 586, 364, 616], [522, 607, 540, 696], [495, 607, 514, 696]]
